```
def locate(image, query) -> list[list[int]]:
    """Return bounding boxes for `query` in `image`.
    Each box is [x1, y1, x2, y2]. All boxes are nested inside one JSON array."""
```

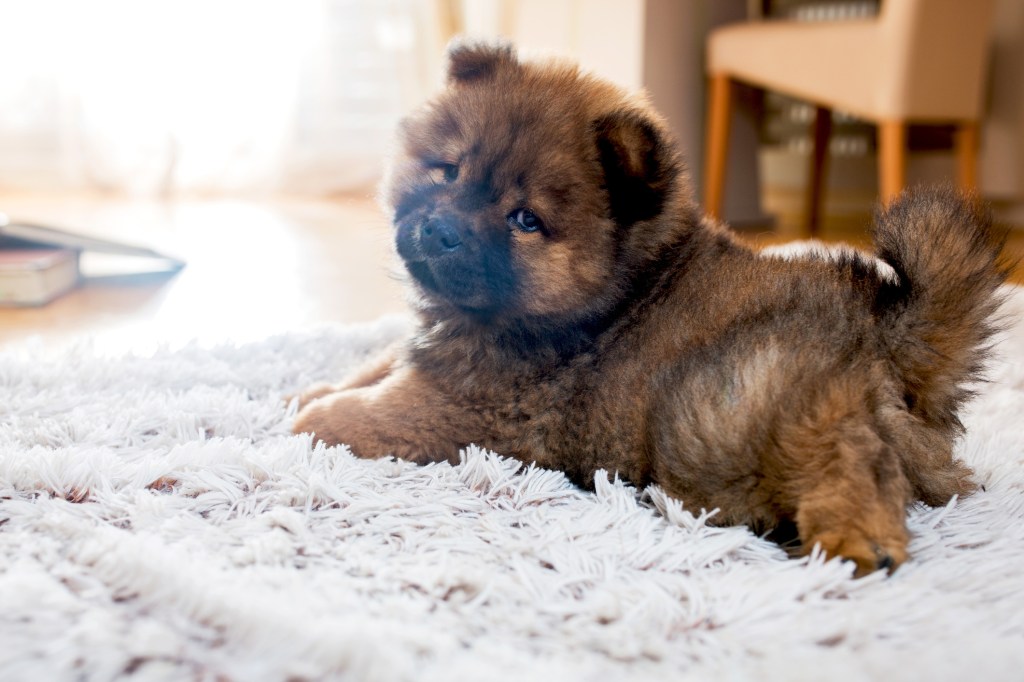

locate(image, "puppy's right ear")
[[593, 110, 679, 227], [446, 41, 516, 83]]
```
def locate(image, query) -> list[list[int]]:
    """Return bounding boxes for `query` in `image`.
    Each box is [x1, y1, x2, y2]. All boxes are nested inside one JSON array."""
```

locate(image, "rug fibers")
[[1, 291, 1024, 681]]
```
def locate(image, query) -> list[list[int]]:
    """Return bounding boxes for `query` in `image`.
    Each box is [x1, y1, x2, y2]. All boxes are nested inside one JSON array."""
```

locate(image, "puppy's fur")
[[294, 44, 1008, 576]]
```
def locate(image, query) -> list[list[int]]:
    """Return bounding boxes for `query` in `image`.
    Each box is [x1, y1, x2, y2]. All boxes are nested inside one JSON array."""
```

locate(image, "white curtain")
[[0, 0, 449, 196]]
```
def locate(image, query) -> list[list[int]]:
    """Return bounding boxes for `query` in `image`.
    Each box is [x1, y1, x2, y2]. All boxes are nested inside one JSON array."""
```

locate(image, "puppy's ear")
[[446, 41, 516, 83], [593, 111, 678, 227]]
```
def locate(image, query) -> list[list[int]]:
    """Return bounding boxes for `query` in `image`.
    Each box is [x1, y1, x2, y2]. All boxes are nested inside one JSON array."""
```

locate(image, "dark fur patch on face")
[[393, 189, 518, 315]]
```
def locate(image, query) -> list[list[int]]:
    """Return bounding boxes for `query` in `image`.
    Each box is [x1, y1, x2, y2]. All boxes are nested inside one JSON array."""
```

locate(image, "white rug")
[[2, 290, 1024, 682]]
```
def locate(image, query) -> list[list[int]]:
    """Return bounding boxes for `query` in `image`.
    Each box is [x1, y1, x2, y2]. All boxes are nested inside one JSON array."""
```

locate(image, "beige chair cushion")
[[707, 0, 994, 122]]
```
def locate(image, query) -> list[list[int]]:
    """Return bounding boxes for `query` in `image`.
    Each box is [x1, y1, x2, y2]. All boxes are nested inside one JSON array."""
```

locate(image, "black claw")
[[876, 554, 895, 571]]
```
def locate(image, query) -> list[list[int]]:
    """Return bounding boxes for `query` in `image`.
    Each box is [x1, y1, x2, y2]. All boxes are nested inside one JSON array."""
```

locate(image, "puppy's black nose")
[[421, 218, 462, 254]]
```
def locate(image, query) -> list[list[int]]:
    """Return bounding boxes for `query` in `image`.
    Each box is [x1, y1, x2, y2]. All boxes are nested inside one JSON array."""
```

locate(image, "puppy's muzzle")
[[421, 218, 462, 255]]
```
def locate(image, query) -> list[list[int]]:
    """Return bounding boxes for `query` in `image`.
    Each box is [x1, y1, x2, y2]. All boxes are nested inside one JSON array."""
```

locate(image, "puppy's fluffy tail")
[[873, 187, 1010, 434]]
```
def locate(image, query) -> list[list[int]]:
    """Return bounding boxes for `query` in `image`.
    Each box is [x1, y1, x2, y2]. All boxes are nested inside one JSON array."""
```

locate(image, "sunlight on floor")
[[0, 192, 408, 355]]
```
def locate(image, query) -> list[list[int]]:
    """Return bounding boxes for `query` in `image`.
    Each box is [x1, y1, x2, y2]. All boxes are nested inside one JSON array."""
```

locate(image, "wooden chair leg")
[[805, 106, 832, 236], [954, 121, 979, 192], [703, 74, 733, 219], [878, 120, 907, 205]]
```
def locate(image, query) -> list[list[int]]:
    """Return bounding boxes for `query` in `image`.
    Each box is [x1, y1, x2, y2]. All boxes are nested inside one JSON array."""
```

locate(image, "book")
[[0, 211, 186, 306], [0, 248, 79, 307]]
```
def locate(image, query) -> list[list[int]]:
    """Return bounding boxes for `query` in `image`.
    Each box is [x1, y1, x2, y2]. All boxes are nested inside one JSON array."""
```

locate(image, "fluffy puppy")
[[294, 43, 1008, 576]]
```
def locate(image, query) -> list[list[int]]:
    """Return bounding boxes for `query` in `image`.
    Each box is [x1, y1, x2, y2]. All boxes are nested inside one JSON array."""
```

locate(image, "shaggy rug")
[[2, 289, 1024, 682]]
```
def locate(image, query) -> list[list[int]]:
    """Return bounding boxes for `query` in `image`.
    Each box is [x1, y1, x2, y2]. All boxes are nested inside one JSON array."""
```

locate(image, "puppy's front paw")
[[289, 382, 342, 411], [291, 388, 411, 459], [292, 393, 350, 447]]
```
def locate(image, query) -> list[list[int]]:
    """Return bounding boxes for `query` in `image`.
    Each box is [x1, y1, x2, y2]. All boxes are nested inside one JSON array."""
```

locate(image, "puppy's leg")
[[877, 402, 976, 506], [293, 365, 468, 465], [788, 428, 911, 576], [295, 343, 402, 410], [777, 378, 912, 577]]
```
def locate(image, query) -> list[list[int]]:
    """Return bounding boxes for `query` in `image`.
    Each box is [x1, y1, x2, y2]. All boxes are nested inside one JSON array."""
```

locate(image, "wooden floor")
[[0, 192, 407, 354], [1, 190, 1021, 355]]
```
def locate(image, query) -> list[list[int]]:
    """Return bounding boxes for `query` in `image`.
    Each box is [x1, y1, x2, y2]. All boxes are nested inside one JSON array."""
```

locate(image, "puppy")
[[294, 43, 1007, 576]]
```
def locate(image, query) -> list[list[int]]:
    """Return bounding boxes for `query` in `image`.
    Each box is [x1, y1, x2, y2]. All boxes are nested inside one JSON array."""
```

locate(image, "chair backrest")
[[879, 0, 996, 120]]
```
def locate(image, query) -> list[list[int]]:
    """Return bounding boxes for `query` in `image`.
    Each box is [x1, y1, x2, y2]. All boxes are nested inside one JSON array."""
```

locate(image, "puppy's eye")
[[508, 208, 544, 234], [427, 163, 459, 184]]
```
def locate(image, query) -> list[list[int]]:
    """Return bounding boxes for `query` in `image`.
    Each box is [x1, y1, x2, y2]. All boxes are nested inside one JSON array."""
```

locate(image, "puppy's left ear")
[[446, 41, 517, 83], [593, 111, 678, 227]]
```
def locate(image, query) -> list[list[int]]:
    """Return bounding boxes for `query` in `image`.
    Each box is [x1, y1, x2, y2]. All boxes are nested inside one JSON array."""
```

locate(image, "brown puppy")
[[294, 43, 1007, 576]]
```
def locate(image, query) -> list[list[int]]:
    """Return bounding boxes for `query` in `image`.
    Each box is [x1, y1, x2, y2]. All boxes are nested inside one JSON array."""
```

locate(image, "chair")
[[702, 0, 995, 232]]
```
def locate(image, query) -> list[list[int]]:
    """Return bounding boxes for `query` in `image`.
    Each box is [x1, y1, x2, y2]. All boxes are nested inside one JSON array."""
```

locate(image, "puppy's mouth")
[[405, 259, 440, 294], [406, 257, 497, 312]]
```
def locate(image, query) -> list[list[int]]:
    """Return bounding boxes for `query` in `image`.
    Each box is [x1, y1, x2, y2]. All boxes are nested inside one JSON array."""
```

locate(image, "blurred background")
[[0, 0, 1021, 352]]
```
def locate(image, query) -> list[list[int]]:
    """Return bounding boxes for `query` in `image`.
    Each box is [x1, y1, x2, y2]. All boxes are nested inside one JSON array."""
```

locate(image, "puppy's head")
[[384, 42, 687, 325]]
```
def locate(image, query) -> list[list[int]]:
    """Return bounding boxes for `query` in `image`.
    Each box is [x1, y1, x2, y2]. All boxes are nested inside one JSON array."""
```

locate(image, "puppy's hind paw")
[[808, 529, 909, 578]]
